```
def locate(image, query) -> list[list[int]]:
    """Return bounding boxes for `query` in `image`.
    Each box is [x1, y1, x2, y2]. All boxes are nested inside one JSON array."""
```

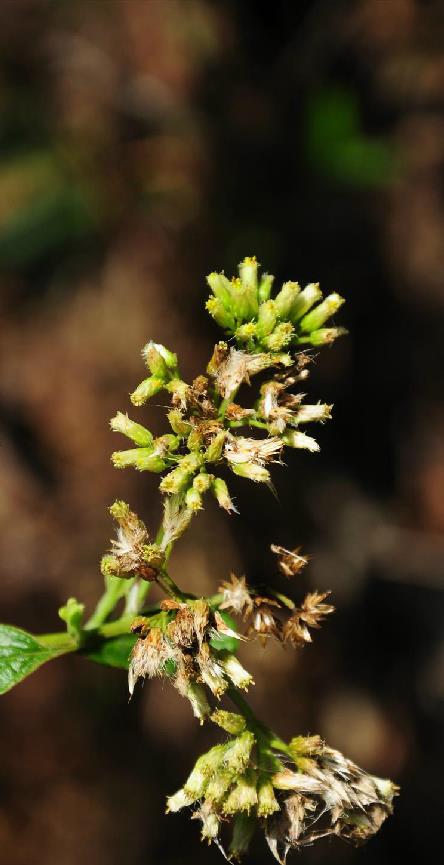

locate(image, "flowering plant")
[[0, 257, 397, 861]]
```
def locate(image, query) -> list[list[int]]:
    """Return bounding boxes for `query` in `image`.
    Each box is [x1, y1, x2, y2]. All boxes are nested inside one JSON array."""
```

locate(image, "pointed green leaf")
[[0, 625, 76, 695]]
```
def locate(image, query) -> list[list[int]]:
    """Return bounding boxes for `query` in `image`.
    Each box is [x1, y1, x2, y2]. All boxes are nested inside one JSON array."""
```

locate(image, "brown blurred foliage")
[[0, 1, 443, 864]]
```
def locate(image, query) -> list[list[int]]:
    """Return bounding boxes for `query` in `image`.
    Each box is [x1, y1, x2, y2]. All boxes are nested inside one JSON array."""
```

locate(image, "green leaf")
[[210, 609, 240, 653], [0, 625, 75, 695], [84, 634, 137, 670]]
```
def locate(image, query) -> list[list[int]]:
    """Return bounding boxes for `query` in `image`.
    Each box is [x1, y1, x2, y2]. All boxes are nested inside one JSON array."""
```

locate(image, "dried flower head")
[[268, 741, 399, 862], [271, 544, 308, 578], [100, 501, 158, 580], [282, 592, 335, 647], [248, 597, 282, 644], [219, 573, 254, 619]]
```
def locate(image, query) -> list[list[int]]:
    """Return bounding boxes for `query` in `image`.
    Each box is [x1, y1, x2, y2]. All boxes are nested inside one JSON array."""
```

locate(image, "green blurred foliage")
[[306, 87, 398, 186]]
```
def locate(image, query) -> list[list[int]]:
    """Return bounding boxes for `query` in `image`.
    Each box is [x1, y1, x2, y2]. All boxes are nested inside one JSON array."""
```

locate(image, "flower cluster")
[[92, 256, 398, 862], [168, 719, 398, 862], [128, 599, 252, 722], [109, 256, 345, 505], [100, 500, 164, 581], [206, 256, 346, 350], [218, 552, 334, 648]]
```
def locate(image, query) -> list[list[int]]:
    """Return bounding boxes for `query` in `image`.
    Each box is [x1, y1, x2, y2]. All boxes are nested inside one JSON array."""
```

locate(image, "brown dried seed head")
[[300, 591, 335, 627], [248, 604, 282, 644], [219, 573, 254, 619], [271, 544, 308, 578]]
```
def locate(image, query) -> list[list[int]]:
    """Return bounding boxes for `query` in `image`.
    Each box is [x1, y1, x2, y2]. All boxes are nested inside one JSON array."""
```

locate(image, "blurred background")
[[0, 1, 443, 863]]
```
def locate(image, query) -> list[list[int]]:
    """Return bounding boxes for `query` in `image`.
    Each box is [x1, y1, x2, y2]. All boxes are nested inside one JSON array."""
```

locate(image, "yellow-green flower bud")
[[186, 681, 211, 724], [160, 452, 202, 494], [110, 412, 153, 447], [185, 744, 228, 798], [288, 734, 323, 758], [206, 271, 233, 308], [281, 429, 320, 452], [112, 448, 167, 471], [109, 500, 130, 521], [257, 777, 280, 816], [185, 486, 203, 511], [258, 272, 274, 302], [231, 462, 271, 484], [100, 554, 120, 578], [262, 321, 294, 351], [256, 300, 277, 338], [211, 477, 237, 512], [193, 472, 212, 493], [165, 378, 190, 409], [206, 296, 235, 330], [235, 321, 257, 342], [229, 812, 256, 858], [227, 276, 256, 322], [290, 282, 323, 322], [168, 409, 192, 437], [142, 544, 164, 569], [223, 731, 255, 774], [274, 281, 301, 319], [294, 403, 332, 424], [187, 427, 203, 451], [166, 788, 194, 813], [220, 654, 254, 691], [297, 326, 347, 346], [205, 768, 234, 804], [130, 376, 164, 406], [143, 340, 177, 372], [205, 430, 226, 463], [142, 343, 168, 379], [211, 710, 246, 735], [238, 257, 259, 318], [238, 255, 258, 292], [222, 768, 258, 815], [299, 292, 344, 333]]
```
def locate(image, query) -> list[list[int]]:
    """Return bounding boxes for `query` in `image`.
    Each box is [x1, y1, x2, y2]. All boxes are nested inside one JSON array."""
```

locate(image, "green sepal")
[[58, 597, 85, 639]]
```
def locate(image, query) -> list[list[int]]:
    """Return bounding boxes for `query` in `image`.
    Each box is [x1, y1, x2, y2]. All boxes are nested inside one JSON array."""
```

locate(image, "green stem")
[[218, 397, 231, 419], [85, 577, 128, 631], [228, 418, 268, 431], [157, 568, 187, 601], [268, 588, 295, 610], [99, 615, 136, 638], [38, 632, 79, 653]]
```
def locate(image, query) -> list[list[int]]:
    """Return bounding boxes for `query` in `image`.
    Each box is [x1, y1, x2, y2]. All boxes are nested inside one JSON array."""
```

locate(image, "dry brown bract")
[[282, 591, 334, 646]]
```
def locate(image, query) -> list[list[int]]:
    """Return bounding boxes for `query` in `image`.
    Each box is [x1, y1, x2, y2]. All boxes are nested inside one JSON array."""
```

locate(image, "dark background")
[[0, 1, 443, 863]]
